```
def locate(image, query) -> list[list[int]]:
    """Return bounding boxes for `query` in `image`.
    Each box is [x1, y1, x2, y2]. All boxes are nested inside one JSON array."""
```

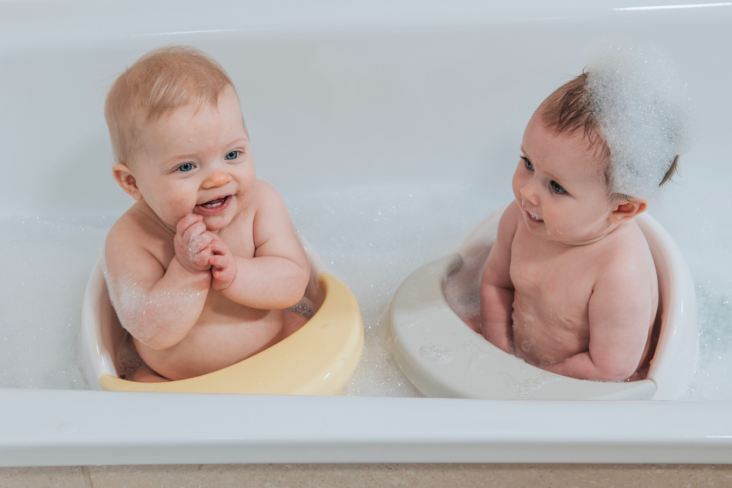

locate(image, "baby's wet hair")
[[540, 72, 680, 195], [105, 46, 235, 166]]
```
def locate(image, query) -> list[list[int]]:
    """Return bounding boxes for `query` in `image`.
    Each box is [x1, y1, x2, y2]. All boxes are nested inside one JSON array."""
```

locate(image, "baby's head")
[[106, 46, 256, 231], [514, 45, 694, 244]]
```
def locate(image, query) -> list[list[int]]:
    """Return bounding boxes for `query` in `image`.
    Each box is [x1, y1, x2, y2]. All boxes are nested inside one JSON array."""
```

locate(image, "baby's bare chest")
[[216, 219, 257, 259], [509, 239, 601, 323]]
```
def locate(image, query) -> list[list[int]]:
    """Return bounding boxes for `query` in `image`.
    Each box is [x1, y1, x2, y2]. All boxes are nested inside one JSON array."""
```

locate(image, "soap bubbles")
[[586, 43, 696, 199]]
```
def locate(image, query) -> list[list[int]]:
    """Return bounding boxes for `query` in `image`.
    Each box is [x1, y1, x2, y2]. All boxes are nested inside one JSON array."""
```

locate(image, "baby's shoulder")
[[250, 180, 283, 206], [503, 201, 522, 222], [106, 202, 169, 255], [597, 220, 655, 279], [249, 180, 289, 217]]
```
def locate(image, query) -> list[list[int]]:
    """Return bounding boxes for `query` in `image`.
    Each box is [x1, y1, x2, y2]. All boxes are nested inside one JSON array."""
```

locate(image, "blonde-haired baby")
[[479, 49, 693, 381], [104, 46, 310, 382]]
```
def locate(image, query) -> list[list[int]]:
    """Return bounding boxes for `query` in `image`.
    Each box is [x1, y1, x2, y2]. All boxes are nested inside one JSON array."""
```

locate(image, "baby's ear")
[[112, 163, 143, 201], [609, 196, 648, 224]]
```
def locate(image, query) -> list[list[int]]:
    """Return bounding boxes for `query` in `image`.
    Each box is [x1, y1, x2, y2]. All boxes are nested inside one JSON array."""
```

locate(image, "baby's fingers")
[[209, 254, 226, 269], [208, 235, 228, 256], [192, 246, 213, 268], [213, 268, 229, 282], [211, 264, 236, 290], [176, 214, 203, 236], [182, 222, 207, 245], [189, 231, 213, 253]]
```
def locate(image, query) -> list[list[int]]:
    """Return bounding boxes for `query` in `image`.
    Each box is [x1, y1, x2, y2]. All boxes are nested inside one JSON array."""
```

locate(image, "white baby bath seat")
[[388, 206, 698, 400]]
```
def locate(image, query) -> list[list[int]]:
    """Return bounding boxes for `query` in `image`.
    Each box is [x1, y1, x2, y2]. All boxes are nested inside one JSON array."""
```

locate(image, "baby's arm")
[[208, 182, 309, 309], [544, 263, 652, 381], [105, 215, 212, 350], [479, 203, 519, 352]]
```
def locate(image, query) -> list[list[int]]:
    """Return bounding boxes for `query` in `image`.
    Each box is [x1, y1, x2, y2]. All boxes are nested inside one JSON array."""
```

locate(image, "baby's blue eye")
[[550, 180, 567, 194], [522, 156, 533, 171], [225, 151, 239, 161], [178, 163, 194, 172]]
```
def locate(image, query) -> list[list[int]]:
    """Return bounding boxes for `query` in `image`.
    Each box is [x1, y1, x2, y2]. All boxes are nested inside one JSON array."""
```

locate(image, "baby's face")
[[130, 85, 256, 232], [512, 111, 617, 245]]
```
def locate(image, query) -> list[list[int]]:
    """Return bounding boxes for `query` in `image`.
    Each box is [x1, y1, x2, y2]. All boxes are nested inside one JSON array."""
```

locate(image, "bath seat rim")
[[81, 255, 364, 396], [388, 208, 697, 401]]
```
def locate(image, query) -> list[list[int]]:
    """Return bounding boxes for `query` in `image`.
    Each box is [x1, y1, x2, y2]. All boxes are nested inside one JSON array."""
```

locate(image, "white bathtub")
[[2, 0, 732, 466]]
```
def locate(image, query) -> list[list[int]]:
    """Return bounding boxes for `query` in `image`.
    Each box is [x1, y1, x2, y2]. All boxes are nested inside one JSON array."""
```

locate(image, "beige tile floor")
[[2, 464, 732, 488]]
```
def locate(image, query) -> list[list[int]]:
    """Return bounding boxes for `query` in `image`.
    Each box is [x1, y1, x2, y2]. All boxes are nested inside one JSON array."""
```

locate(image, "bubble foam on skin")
[[104, 270, 203, 345], [586, 43, 696, 199]]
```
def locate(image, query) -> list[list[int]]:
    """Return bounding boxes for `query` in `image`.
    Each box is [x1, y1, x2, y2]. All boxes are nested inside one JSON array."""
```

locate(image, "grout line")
[[82, 466, 94, 488]]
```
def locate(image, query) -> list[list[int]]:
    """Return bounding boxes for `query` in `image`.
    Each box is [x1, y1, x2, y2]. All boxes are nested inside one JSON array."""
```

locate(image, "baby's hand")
[[174, 214, 215, 273], [208, 234, 237, 291]]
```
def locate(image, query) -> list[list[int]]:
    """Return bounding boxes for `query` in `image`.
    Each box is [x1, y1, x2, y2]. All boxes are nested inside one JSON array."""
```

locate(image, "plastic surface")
[[388, 210, 697, 400], [82, 261, 364, 396]]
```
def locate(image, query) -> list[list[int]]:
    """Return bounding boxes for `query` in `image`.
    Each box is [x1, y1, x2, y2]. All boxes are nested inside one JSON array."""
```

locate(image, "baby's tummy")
[[511, 299, 589, 367], [137, 305, 285, 381]]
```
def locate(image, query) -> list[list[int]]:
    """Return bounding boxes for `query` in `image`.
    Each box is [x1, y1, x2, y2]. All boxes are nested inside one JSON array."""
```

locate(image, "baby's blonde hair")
[[105, 46, 234, 165]]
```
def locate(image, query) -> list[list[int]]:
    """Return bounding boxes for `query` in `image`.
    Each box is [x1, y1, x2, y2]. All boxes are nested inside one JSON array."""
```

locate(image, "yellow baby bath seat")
[[388, 205, 698, 401], [81, 246, 363, 396]]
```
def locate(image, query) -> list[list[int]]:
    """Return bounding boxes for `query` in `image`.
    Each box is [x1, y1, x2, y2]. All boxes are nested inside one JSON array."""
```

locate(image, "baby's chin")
[[542, 227, 611, 246], [198, 212, 233, 232], [523, 220, 571, 242], [197, 194, 240, 227]]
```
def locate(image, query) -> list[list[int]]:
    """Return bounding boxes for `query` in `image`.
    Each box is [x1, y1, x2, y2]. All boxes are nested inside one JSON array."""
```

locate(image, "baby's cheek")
[[237, 166, 258, 198], [543, 210, 562, 235], [170, 195, 196, 219]]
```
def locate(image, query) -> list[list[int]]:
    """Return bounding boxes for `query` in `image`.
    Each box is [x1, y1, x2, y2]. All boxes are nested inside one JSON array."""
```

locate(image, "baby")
[[103, 46, 310, 382], [479, 47, 694, 381]]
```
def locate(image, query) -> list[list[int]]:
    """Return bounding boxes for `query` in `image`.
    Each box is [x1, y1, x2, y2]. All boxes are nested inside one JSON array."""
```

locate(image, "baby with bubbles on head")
[[477, 45, 694, 381], [103, 46, 312, 382]]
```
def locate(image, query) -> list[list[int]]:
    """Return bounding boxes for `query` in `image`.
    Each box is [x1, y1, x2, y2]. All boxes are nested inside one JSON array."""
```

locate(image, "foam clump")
[[586, 43, 696, 198]]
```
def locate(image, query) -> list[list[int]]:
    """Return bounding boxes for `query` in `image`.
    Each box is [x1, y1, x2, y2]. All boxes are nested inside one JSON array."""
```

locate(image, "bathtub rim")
[[1, 387, 732, 467]]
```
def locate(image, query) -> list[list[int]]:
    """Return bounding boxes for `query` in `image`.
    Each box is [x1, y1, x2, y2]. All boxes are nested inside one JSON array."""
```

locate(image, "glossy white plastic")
[[389, 209, 697, 400]]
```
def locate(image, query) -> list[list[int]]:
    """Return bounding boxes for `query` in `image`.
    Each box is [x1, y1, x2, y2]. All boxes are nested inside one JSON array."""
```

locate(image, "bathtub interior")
[[1, 1, 731, 405]]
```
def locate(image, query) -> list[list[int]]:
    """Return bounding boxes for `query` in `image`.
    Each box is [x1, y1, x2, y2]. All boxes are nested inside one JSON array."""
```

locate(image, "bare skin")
[[479, 110, 658, 382], [105, 86, 310, 382]]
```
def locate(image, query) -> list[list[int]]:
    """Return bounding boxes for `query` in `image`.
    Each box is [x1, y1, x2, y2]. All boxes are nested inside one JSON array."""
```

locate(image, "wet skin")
[[479, 110, 658, 381], [105, 86, 309, 381]]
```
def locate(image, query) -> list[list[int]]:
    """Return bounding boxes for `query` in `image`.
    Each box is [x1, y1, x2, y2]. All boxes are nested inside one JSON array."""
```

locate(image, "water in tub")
[[2, 174, 730, 399]]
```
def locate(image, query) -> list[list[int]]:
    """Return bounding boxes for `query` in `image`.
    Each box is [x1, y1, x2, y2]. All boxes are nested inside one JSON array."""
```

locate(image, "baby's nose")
[[520, 181, 539, 204], [202, 170, 232, 189]]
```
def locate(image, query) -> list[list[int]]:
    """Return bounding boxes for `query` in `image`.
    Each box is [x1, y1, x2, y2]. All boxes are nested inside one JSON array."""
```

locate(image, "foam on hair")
[[542, 44, 695, 199], [105, 46, 234, 165], [586, 44, 696, 199]]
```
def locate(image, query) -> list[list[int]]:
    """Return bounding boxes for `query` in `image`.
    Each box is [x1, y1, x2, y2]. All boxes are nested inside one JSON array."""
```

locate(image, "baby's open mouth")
[[526, 210, 543, 223], [196, 195, 232, 215]]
